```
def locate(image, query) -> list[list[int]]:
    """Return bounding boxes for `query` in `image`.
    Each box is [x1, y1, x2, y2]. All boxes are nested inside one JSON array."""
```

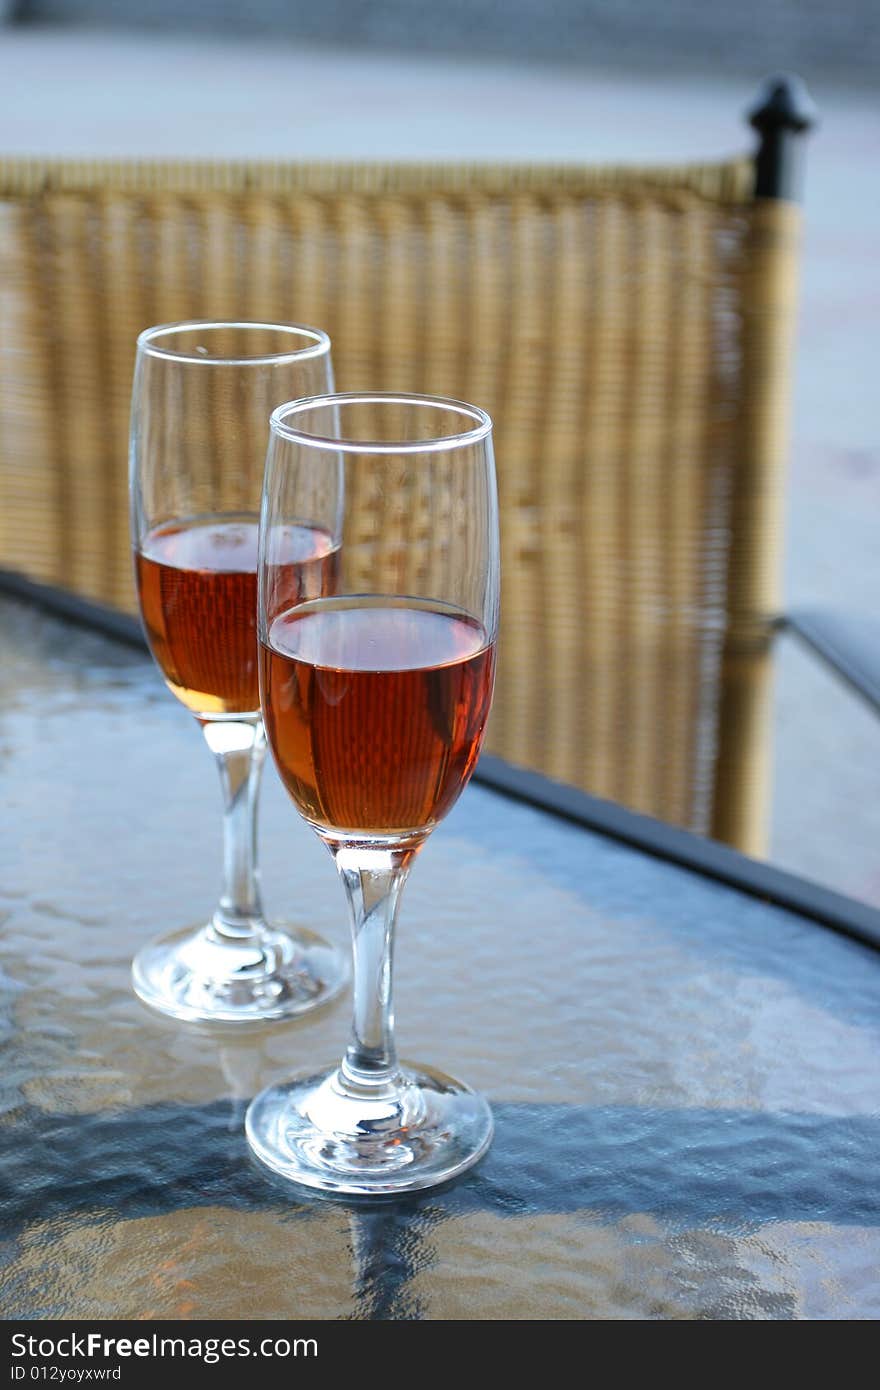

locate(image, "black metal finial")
[[749, 74, 818, 135], [747, 74, 817, 201]]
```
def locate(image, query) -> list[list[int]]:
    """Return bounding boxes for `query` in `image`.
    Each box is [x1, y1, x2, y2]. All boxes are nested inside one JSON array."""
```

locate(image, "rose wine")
[[136, 514, 339, 717], [260, 596, 495, 836]]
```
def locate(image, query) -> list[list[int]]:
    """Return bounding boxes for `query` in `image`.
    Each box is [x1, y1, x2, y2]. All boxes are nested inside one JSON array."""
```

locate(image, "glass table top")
[[1, 597, 878, 1319]]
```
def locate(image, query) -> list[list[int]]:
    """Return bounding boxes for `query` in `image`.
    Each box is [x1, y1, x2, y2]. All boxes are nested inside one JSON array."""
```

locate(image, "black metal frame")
[[752, 84, 880, 715], [748, 84, 879, 718], [748, 73, 817, 201], [0, 567, 146, 650], [3, 568, 878, 955], [475, 755, 880, 953], [783, 611, 880, 716]]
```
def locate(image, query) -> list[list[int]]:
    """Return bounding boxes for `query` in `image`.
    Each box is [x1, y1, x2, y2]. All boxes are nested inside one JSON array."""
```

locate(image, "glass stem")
[[202, 718, 267, 943], [330, 844, 416, 1095]]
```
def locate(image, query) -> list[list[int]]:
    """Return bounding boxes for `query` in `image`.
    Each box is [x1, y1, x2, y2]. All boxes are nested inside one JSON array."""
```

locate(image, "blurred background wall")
[[6, 0, 880, 82]]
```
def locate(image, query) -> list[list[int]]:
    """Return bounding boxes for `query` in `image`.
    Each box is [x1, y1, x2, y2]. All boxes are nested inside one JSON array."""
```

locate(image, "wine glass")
[[247, 393, 500, 1194], [129, 322, 347, 1023]]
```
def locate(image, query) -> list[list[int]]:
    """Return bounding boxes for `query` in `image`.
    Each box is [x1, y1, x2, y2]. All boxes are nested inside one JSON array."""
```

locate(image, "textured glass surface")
[[1, 597, 878, 1318]]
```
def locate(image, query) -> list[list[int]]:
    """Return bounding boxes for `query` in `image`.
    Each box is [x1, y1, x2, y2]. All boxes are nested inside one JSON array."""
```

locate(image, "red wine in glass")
[[136, 514, 339, 717], [260, 595, 495, 836]]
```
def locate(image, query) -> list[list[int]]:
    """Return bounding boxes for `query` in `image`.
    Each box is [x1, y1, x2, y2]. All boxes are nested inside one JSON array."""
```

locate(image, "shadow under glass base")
[[245, 1061, 494, 1195], [131, 921, 347, 1024]]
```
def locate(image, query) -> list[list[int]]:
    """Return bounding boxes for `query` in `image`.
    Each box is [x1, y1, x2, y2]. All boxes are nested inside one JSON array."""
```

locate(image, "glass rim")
[[269, 392, 493, 455], [136, 320, 332, 366]]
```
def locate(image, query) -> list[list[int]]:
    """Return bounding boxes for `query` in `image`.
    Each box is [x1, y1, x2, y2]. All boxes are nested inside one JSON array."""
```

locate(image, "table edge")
[[4, 565, 878, 955]]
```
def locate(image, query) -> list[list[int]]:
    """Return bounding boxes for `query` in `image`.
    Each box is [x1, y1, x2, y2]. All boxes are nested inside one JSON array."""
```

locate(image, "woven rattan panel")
[[0, 160, 761, 830]]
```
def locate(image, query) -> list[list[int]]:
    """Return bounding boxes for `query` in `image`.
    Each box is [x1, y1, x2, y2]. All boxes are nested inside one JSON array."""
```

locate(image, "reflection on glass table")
[[0, 593, 878, 1320]]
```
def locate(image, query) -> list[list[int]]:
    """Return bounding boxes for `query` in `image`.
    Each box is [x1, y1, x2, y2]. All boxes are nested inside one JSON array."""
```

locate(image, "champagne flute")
[[129, 322, 346, 1023], [247, 393, 499, 1194]]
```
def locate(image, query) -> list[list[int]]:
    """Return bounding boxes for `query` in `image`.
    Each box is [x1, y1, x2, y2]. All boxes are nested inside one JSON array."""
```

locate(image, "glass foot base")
[[245, 1062, 494, 1195], [131, 921, 347, 1024]]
